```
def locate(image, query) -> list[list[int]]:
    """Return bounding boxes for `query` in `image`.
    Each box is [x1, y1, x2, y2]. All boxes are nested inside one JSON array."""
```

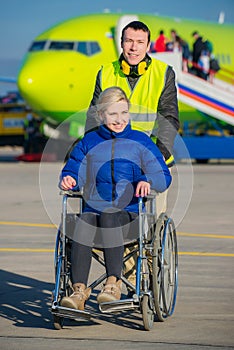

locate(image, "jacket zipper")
[[111, 136, 116, 203]]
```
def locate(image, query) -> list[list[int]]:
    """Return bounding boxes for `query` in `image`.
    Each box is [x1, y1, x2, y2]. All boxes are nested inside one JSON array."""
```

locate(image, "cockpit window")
[[76, 42, 87, 55], [29, 41, 46, 52], [77, 41, 101, 56], [48, 41, 74, 50], [90, 42, 101, 55], [28, 40, 101, 56]]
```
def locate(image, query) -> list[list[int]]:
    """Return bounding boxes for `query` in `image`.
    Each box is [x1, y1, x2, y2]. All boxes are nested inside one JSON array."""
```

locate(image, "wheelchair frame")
[[51, 190, 178, 331]]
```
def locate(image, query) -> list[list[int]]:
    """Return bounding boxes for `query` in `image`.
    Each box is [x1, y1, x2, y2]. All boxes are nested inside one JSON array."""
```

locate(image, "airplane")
[[13, 13, 234, 159]]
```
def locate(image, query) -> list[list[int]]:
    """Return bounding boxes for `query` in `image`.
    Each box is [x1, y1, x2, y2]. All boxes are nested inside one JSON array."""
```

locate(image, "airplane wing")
[[0, 76, 17, 83]]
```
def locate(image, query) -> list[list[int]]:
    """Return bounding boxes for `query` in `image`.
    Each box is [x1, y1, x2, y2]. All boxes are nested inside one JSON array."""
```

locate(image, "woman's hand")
[[135, 181, 150, 198], [60, 175, 76, 190]]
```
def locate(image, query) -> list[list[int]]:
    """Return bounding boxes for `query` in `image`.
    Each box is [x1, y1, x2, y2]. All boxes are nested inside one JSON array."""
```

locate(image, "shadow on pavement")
[[0, 269, 55, 329], [0, 269, 144, 331]]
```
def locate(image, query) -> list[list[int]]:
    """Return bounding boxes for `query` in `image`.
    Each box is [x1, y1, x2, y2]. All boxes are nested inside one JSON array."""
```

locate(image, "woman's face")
[[101, 100, 130, 133]]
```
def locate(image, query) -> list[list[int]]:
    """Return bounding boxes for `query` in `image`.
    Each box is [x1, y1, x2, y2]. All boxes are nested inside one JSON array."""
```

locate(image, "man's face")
[[121, 28, 150, 66]]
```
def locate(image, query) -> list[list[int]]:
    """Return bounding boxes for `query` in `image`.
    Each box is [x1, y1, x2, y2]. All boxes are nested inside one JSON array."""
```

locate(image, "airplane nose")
[[17, 53, 86, 115], [17, 58, 43, 110]]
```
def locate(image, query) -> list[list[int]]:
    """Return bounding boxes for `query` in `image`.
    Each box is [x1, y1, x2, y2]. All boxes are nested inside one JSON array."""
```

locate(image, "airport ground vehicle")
[[51, 190, 178, 331], [0, 101, 25, 147]]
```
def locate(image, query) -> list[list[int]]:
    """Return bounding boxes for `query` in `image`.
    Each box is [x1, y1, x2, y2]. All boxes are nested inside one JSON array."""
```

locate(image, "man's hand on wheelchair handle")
[[135, 181, 150, 198]]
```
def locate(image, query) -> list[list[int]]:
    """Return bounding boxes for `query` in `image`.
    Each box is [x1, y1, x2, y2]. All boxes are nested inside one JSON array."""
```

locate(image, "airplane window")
[[89, 42, 101, 55], [28, 40, 100, 55], [226, 55, 231, 65], [77, 42, 87, 55], [77, 41, 101, 56], [49, 41, 75, 50], [29, 41, 46, 52]]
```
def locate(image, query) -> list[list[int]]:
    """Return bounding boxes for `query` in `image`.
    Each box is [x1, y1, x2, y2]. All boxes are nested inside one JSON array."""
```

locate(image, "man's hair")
[[121, 21, 151, 44]]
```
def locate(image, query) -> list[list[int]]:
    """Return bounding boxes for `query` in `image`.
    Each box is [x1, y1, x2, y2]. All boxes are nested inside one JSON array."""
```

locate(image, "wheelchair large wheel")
[[54, 232, 72, 293], [151, 213, 178, 321], [142, 294, 154, 331], [52, 229, 72, 329]]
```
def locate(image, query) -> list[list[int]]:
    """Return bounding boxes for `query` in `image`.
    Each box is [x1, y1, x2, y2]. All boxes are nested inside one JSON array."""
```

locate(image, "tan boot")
[[60, 283, 91, 310], [97, 276, 122, 304]]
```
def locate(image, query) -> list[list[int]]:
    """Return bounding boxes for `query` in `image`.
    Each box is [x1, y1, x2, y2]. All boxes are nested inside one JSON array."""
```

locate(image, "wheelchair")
[[51, 190, 178, 331]]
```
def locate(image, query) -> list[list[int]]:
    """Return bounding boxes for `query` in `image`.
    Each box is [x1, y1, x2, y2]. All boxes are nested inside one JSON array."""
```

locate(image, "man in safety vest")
[[85, 20, 179, 289], [86, 21, 179, 171]]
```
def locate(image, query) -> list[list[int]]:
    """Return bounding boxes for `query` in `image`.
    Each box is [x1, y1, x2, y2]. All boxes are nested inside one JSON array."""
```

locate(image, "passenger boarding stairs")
[[115, 15, 234, 127], [151, 52, 234, 126]]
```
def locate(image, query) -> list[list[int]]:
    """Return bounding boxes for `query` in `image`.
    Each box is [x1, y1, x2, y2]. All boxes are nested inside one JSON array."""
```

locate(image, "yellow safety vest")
[[100, 58, 168, 135]]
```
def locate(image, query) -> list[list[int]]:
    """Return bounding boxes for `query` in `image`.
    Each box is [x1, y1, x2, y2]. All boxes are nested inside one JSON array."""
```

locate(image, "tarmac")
[[0, 147, 234, 350]]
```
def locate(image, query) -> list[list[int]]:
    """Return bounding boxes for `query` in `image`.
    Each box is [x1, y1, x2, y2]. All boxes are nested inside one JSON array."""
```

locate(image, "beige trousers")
[[123, 189, 168, 284]]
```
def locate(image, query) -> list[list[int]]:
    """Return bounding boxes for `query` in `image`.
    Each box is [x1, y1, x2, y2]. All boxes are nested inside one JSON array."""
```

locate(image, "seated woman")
[[59, 86, 172, 311]]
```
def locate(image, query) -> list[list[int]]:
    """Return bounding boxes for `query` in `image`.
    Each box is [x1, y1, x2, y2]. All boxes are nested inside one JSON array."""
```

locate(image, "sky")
[[1, 0, 234, 60], [0, 0, 233, 93]]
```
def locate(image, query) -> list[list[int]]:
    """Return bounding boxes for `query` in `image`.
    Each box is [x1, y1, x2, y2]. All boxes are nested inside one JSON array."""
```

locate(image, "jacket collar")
[[98, 123, 132, 139]]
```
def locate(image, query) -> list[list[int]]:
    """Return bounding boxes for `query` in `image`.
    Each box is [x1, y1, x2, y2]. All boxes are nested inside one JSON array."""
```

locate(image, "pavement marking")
[[0, 248, 53, 252], [178, 252, 234, 257], [0, 248, 234, 257], [1, 221, 234, 240], [0, 221, 56, 228], [177, 232, 234, 239]]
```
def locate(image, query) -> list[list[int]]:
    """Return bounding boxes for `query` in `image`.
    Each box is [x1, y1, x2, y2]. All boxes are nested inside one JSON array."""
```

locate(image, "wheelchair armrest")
[[59, 189, 83, 197], [138, 190, 158, 202], [145, 190, 158, 200], [138, 190, 158, 217]]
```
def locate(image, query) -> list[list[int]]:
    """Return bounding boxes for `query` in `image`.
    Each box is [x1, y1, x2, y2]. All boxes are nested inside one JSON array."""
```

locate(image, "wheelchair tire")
[[161, 217, 178, 317], [54, 231, 73, 298], [142, 294, 154, 331], [53, 315, 64, 330], [53, 229, 73, 330], [151, 213, 178, 321]]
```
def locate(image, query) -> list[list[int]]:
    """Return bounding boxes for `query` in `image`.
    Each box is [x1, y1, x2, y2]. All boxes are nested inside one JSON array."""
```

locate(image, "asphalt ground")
[[0, 152, 233, 350]]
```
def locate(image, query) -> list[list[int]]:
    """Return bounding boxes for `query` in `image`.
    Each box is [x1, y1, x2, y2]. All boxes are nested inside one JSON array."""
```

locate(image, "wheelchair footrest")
[[99, 297, 140, 313], [51, 305, 92, 321]]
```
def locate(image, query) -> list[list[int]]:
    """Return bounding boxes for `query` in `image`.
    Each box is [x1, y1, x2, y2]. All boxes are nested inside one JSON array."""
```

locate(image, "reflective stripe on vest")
[[100, 59, 168, 135]]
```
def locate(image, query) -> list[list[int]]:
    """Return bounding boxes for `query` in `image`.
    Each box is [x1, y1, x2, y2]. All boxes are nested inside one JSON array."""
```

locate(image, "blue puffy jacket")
[[60, 123, 171, 214]]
